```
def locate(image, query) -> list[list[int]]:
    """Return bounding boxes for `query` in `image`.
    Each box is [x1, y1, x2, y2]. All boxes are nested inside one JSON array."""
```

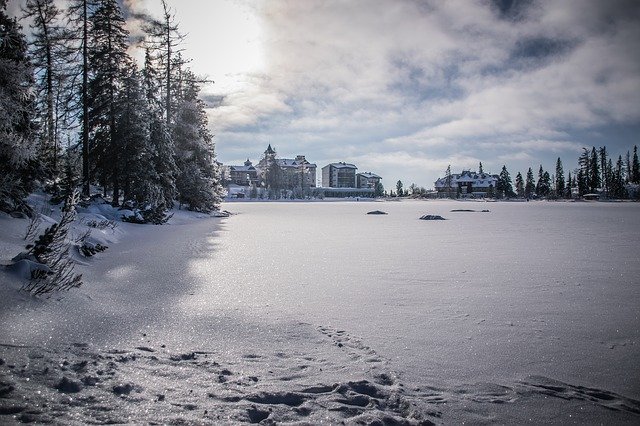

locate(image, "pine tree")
[[396, 180, 403, 197], [565, 171, 572, 199], [525, 167, 535, 198], [515, 172, 524, 198], [478, 162, 483, 174], [588, 146, 600, 192], [445, 165, 453, 198], [578, 148, 590, 194], [143, 48, 177, 208], [613, 155, 625, 198], [87, 0, 131, 205], [599, 146, 608, 197], [555, 157, 565, 198], [498, 165, 515, 198], [0, 2, 38, 215], [23, 0, 64, 178], [632, 145, 639, 184], [173, 70, 223, 212], [66, 0, 94, 196], [141, 0, 185, 130]]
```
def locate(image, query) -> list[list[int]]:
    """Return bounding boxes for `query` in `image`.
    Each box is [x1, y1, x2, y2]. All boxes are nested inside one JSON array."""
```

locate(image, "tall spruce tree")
[[23, 0, 64, 177], [173, 69, 223, 212], [555, 157, 564, 198], [588, 146, 600, 192], [143, 48, 177, 208], [0, 1, 38, 215], [565, 170, 572, 198], [66, 0, 94, 196], [515, 171, 524, 198], [498, 165, 515, 198], [525, 167, 535, 198], [87, 0, 130, 205], [632, 145, 639, 184], [578, 148, 590, 194]]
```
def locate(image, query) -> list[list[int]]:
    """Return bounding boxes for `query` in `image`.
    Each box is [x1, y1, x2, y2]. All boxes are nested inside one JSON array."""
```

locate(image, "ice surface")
[[1, 200, 639, 423]]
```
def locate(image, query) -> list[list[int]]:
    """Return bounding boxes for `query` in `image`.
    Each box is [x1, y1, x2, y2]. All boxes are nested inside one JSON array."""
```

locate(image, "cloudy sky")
[[12, 0, 640, 188]]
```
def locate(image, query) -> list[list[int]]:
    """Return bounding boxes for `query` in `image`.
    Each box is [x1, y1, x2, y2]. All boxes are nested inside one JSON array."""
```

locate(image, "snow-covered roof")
[[229, 165, 256, 172], [358, 172, 381, 179], [277, 158, 317, 168], [328, 162, 357, 169], [434, 171, 498, 188]]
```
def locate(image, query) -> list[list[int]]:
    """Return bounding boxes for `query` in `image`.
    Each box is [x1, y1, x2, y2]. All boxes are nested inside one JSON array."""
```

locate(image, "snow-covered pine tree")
[[555, 158, 564, 198], [87, 0, 130, 205], [143, 47, 177, 210], [498, 165, 515, 199], [65, 0, 95, 197], [23, 0, 70, 180], [525, 167, 535, 198], [515, 172, 524, 198], [22, 190, 82, 295], [588, 147, 600, 193], [632, 145, 639, 184], [0, 1, 38, 216], [172, 69, 223, 212]]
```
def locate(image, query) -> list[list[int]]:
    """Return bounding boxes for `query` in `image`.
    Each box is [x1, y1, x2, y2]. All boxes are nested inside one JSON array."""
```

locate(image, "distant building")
[[356, 172, 381, 189], [226, 159, 259, 187], [434, 170, 499, 198], [322, 162, 358, 188], [256, 145, 317, 190]]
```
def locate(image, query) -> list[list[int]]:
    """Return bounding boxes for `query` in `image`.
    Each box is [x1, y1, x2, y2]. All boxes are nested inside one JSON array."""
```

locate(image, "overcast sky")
[[11, 0, 640, 188]]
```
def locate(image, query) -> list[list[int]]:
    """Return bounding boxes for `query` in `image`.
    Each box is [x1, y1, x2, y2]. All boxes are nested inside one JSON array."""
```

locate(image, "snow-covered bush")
[[18, 191, 82, 295]]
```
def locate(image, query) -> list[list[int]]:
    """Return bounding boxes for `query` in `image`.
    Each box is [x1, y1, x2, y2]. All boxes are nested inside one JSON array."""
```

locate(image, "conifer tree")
[[525, 167, 535, 198], [578, 148, 590, 194], [143, 48, 177, 208], [0, 1, 38, 215], [23, 0, 65, 177], [599, 146, 608, 197], [87, 0, 130, 205], [478, 162, 483, 174], [498, 165, 515, 198], [66, 0, 94, 196], [565, 171, 572, 198], [632, 145, 639, 184], [515, 172, 524, 198], [173, 70, 223, 212], [555, 157, 564, 198], [588, 146, 600, 192]]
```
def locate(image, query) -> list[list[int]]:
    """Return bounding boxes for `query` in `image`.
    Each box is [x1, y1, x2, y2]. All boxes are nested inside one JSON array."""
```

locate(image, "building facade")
[[356, 172, 382, 189], [256, 145, 317, 190], [225, 159, 259, 187], [434, 170, 499, 198], [322, 162, 358, 188]]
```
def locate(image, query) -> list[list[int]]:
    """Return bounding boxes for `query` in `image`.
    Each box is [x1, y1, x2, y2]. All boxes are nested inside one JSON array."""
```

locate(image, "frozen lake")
[[1, 199, 639, 423], [197, 199, 640, 421]]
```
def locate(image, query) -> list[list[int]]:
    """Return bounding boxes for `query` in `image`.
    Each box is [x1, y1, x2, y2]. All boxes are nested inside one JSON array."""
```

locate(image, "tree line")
[[397, 146, 640, 200], [498, 145, 639, 200], [0, 0, 224, 223]]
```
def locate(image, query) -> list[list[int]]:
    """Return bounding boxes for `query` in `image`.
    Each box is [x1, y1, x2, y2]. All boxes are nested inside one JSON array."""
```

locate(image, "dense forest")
[[0, 0, 224, 223]]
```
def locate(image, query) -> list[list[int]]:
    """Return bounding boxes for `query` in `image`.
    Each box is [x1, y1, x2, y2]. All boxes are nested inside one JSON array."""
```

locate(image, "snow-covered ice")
[[1, 200, 639, 424]]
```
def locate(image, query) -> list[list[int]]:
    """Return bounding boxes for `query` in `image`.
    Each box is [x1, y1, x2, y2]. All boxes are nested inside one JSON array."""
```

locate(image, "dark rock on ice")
[[367, 210, 388, 215], [451, 209, 475, 212], [419, 215, 446, 220]]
